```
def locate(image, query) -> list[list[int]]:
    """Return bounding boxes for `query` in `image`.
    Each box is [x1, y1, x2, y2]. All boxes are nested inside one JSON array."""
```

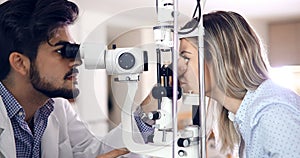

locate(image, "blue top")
[[234, 79, 300, 157]]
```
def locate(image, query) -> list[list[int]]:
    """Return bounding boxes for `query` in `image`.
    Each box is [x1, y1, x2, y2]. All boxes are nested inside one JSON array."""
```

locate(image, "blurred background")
[[67, 0, 300, 138], [1, 0, 298, 139]]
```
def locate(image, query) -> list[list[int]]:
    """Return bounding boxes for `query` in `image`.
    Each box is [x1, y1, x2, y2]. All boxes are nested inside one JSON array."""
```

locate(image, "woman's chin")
[[181, 85, 196, 94]]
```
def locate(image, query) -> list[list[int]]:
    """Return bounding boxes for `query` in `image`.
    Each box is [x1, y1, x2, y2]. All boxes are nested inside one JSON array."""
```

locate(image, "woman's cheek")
[[185, 68, 199, 91], [177, 58, 188, 76]]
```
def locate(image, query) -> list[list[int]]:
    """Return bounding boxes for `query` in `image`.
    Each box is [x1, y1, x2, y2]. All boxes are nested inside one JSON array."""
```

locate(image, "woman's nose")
[[177, 57, 188, 76]]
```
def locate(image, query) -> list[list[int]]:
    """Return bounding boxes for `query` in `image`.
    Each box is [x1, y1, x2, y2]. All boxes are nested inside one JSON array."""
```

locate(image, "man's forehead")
[[51, 27, 68, 38], [49, 26, 74, 44]]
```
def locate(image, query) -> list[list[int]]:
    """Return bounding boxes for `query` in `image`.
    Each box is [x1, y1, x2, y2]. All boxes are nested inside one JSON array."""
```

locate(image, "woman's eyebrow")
[[180, 50, 193, 55]]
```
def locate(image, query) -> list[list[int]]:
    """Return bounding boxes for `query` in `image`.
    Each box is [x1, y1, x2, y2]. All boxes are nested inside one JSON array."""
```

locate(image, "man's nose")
[[70, 54, 82, 67], [75, 58, 82, 67]]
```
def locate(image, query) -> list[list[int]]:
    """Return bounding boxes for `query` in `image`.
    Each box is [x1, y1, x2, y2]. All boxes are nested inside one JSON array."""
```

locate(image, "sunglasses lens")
[[56, 42, 80, 58], [64, 43, 80, 58]]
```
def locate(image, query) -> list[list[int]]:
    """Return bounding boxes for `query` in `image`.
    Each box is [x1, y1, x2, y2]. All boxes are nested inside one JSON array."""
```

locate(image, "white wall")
[[248, 19, 269, 48]]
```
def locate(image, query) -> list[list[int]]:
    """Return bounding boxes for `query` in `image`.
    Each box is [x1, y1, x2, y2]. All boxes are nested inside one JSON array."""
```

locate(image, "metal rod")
[[156, 48, 162, 109], [198, 1, 206, 157], [172, 0, 179, 157]]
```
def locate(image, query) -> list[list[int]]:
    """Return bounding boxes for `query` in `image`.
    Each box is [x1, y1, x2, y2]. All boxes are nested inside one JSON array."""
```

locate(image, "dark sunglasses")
[[55, 42, 80, 59]]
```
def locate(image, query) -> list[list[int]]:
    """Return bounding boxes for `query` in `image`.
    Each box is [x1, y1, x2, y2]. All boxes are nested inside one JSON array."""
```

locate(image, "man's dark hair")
[[0, 0, 79, 80]]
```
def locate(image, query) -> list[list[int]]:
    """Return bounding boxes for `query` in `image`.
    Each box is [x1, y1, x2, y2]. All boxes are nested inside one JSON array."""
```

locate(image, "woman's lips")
[[179, 79, 187, 86]]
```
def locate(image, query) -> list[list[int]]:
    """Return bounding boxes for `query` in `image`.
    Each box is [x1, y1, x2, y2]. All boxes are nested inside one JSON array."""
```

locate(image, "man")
[[0, 0, 130, 157]]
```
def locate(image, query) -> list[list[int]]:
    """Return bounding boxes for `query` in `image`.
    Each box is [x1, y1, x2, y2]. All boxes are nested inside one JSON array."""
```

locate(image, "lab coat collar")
[[0, 97, 17, 158], [41, 112, 60, 158], [0, 96, 62, 158]]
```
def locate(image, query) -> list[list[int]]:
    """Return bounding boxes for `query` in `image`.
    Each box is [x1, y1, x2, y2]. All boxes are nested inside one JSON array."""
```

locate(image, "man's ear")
[[8, 52, 31, 76]]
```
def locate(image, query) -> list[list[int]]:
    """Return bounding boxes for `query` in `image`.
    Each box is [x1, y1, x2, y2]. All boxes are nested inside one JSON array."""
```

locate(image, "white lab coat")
[[0, 97, 143, 158]]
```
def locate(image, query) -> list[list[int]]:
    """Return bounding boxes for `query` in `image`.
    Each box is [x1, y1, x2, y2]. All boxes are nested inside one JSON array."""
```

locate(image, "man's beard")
[[30, 62, 80, 99]]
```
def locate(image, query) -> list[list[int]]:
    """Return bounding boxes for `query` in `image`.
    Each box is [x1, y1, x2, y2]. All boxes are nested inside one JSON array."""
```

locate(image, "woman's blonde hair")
[[182, 11, 270, 152]]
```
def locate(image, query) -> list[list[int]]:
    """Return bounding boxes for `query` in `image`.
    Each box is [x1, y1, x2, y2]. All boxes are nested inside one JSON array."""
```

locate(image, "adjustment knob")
[[147, 111, 161, 120], [177, 138, 190, 147], [178, 150, 186, 157]]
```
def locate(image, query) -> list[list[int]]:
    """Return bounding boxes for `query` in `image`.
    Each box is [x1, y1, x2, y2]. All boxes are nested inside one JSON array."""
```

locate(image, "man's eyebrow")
[[47, 40, 69, 47], [54, 40, 70, 46]]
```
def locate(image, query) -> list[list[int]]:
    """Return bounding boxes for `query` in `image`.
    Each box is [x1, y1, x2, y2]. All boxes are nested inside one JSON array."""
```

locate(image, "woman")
[[178, 11, 300, 157]]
